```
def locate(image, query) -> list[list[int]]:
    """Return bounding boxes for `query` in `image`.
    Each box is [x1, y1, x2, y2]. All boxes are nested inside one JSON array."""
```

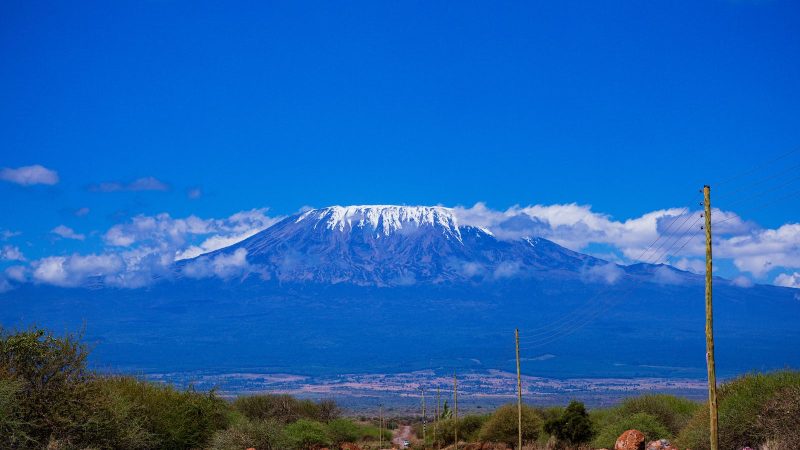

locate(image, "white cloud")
[[51, 225, 85, 241], [105, 209, 280, 259], [5, 266, 28, 282], [0, 245, 25, 261], [0, 165, 59, 186], [453, 202, 691, 262], [674, 258, 705, 274], [1, 230, 21, 240], [32, 254, 124, 287], [74, 207, 90, 217], [182, 248, 250, 279], [493, 261, 521, 279], [774, 272, 800, 289], [453, 202, 800, 286], [719, 223, 800, 277], [582, 263, 624, 284], [0, 277, 11, 293], [732, 276, 754, 288], [89, 176, 169, 192], [19, 209, 283, 289]]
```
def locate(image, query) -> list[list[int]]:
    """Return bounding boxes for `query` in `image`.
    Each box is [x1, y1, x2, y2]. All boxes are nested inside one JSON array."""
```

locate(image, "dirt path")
[[391, 425, 415, 448]]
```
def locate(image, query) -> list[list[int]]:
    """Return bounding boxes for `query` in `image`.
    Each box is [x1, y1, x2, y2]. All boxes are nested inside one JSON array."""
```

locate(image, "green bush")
[[233, 394, 340, 424], [0, 327, 109, 449], [327, 418, 360, 444], [591, 412, 669, 449], [285, 418, 331, 449], [617, 394, 699, 436], [478, 403, 543, 448], [588, 394, 699, 448], [426, 414, 488, 446], [676, 370, 800, 450], [97, 376, 229, 449], [543, 400, 594, 445], [209, 418, 288, 450]]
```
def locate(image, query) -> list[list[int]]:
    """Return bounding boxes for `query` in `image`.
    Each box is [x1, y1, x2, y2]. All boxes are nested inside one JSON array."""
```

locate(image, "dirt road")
[[391, 424, 415, 448]]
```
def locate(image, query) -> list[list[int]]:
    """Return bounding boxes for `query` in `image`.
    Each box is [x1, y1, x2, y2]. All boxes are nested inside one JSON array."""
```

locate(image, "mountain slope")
[[181, 205, 622, 285]]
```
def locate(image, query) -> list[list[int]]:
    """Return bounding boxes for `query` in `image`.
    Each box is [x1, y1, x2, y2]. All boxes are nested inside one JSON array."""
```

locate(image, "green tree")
[[285, 419, 331, 449], [478, 403, 542, 448], [326, 418, 360, 445], [543, 400, 594, 445]]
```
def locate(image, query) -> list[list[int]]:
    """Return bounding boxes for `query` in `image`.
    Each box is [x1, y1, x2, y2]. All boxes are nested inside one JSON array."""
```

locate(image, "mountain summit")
[[188, 204, 605, 285], [296, 205, 464, 240]]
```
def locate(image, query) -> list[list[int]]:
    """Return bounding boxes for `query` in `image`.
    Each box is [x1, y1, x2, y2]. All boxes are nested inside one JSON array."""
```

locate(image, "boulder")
[[615, 429, 646, 450], [646, 439, 679, 450]]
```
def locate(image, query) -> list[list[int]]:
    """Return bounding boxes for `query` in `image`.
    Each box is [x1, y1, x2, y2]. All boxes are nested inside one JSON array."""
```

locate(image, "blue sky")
[[1, 1, 799, 288]]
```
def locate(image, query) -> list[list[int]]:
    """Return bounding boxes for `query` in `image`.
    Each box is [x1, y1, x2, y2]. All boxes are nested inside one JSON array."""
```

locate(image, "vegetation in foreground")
[[1, 327, 798, 449]]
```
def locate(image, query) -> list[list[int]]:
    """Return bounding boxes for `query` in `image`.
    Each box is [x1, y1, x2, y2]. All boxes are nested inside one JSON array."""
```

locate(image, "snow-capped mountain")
[[4, 204, 799, 381], [184, 205, 609, 285]]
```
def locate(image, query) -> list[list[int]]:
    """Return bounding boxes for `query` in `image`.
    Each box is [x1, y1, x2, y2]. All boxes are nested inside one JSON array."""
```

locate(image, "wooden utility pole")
[[421, 386, 426, 447], [703, 185, 719, 450], [435, 386, 440, 449], [515, 328, 523, 450], [453, 373, 458, 450]]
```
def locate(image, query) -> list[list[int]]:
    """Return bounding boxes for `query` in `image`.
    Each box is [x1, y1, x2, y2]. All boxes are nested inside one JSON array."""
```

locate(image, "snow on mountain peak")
[[295, 205, 462, 240]]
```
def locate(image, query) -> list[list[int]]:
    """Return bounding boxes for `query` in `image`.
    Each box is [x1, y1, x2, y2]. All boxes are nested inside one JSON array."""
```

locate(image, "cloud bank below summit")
[[0, 202, 798, 290]]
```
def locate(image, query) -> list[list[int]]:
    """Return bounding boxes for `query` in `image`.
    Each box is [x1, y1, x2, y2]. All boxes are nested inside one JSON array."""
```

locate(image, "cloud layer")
[[0, 202, 798, 291], [88, 176, 169, 192], [0, 165, 59, 186]]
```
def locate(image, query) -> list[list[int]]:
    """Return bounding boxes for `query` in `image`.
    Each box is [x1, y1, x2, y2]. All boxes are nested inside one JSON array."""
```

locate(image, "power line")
[[714, 146, 800, 187], [517, 203, 697, 341], [715, 160, 800, 201], [518, 209, 703, 344], [519, 215, 705, 347]]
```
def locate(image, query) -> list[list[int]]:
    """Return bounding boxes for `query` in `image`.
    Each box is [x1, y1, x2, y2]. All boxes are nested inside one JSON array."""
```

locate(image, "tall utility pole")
[[453, 373, 458, 450], [421, 386, 426, 447], [379, 403, 383, 450], [435, 386, 440, 449], [703, 185, 719, 450], [515, 328, 523, 450]]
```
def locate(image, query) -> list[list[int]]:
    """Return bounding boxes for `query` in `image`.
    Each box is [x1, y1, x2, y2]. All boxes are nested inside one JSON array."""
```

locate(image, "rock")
[[615, 429, 646, 450], [340, 444, 362, 450], [646, 439, 679, 450]]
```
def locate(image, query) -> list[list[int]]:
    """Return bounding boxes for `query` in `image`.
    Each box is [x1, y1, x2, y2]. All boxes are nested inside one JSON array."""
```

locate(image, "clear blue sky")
[[1, 0, 799, 262]]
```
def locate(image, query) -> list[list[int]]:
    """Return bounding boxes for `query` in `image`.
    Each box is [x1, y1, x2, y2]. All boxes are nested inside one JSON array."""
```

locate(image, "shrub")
[[327, 418, 360, 444], [591, 412, 669, 449], [543, 400, 594, 445], [478, 403, 543, 447], [756, 385, 800, 440], [209, 418, 287, 450], [676, 370, 800, 450], [427, 414, 488, 446], [617, 394, 699, 436], [233, 394, 340, 424], [285, 418, 331, 449], [0, 327, 98, 448], [0, 378, 30, 447], [97, 376, 229, 449]]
